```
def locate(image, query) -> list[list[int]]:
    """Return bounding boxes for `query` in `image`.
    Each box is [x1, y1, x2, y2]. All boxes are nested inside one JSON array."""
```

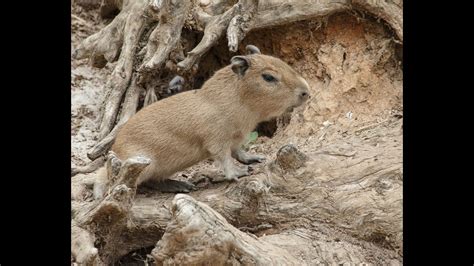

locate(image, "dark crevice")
[[115, 246, 155, 266]]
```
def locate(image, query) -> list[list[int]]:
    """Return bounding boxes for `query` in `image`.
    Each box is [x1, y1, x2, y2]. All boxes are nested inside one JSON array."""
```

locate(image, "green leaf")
[[242, 131, 259, 150], [248, 131, 258, 143]]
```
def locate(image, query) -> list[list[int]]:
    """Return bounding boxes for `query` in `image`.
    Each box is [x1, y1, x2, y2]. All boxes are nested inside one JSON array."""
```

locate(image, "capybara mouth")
[[286, 97, 309, 112], [286, 103, 299, 112]]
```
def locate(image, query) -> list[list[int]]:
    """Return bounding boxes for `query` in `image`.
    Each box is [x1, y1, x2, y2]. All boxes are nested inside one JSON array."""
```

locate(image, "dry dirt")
[[72, 3, 402, 265]]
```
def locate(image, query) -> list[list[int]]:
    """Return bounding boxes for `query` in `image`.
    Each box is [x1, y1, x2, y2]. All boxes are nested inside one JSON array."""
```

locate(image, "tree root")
[[71, 220, 98, 264], [151, 194, 301, 265], [87, 75, 141, 160], [177, 0, 241, 72], [73, 0, 127, 66], [352, 0, 403, 42], [227, 0, 259, 52], [71, 156, 105, 177], [95, 1, 149, 141], [138, 0, 192, 82], [72, 153, 151, 264]]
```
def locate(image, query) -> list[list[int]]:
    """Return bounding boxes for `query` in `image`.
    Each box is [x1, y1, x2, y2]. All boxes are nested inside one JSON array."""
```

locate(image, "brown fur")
[[94, 50, 310, 199]]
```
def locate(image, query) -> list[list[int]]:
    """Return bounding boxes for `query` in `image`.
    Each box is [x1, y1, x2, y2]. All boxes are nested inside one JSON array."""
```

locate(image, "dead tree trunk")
[[71, 117, 403, 264], [151, 194, 301, 265], [72, 152, 152, 264]]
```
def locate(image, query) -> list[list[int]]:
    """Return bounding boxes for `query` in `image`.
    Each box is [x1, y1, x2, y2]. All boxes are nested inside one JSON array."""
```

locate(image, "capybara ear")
[[245, 44, 261, 55], [231, 56, 251, 76]]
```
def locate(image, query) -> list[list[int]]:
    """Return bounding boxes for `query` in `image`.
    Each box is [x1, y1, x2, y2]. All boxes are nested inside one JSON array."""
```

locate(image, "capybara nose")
[[300, 91, 310, 100]]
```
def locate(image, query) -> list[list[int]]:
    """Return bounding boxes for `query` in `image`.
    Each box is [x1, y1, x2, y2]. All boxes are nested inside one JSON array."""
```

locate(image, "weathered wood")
[[87, 123, 120, 161], [74, 0, 101, 9], [144, 86, 158, 107], [87, 75, 141, 160], [138, 0, 192, 79], [353, 0, 403, 42], [73, 155, 151, 264], [96, 0, 149, 140], [151, 194, 302, 265], [72, 118, 402, 264], [72, 0, 129, 63], [71, 220, 98, 264], [177, 1, 241, 71], [71, 156, 105, 177], [252, 0, 350, 30], [227, 0, 259, 52]]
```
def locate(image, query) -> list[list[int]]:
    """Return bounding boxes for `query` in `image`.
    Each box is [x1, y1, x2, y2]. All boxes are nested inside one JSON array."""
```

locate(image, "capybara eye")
[[262, 74, 277, 82]]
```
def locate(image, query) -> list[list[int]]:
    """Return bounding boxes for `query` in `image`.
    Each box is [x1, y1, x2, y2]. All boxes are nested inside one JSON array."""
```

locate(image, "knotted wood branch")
[[72, 154, 151, 264], [138, 0, 193, 80], [87, 75, 141, 161], [176, 1, 241, 71], [151, 194, 302, 265], [227, 0, 259, 52]]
